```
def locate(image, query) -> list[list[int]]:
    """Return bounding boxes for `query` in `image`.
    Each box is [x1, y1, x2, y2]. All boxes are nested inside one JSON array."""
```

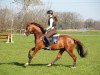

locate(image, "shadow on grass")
[[0, 62, 24, 67], [0, 62, 73, 68], [30, 64, 71, 67]]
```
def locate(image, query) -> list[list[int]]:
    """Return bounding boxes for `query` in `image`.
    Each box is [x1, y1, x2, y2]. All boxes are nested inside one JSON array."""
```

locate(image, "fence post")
[[6, 34, 13, 43]]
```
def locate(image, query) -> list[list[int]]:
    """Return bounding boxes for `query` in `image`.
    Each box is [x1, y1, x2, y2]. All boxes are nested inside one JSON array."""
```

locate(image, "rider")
[[44, 10, 58, 49]]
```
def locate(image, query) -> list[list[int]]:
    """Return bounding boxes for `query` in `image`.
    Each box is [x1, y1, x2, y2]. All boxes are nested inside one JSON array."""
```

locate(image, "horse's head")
[[24, 24, 35, 36], [24, 22, 45, 36]]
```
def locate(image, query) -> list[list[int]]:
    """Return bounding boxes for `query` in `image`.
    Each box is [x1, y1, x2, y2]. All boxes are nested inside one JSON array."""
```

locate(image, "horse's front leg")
[[24, 47, 40, 67]]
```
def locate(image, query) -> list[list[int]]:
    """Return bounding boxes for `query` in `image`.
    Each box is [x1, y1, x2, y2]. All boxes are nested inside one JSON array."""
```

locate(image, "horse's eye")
[[28, 27, 32, 31]]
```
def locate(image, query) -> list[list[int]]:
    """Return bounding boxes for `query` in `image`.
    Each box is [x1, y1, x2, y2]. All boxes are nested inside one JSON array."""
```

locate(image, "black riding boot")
[[44, 36, 51, 50]]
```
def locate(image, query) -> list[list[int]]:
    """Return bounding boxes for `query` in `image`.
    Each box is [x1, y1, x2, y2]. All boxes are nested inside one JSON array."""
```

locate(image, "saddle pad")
[[51, 34, 60, 44]]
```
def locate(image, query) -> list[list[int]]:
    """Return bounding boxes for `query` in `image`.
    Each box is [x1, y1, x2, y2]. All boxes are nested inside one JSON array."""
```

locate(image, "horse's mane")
[[28, 22, 45, 34]]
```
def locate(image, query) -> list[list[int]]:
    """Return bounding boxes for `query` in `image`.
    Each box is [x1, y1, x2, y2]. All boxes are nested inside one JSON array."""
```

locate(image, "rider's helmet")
[[47, 10, 53, 15]]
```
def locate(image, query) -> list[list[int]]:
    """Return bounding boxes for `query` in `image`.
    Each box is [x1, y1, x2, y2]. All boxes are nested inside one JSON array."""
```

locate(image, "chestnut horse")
[[24, 22, 87, 68]]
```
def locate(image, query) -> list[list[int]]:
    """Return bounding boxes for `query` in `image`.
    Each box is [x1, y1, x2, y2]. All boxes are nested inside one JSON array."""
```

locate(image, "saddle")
[[43, 34, 60, 45], [50, 34, 60, 43]]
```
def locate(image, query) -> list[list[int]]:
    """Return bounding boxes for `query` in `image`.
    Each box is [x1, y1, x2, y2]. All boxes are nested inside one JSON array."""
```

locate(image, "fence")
[[0, 33, 13, 43]]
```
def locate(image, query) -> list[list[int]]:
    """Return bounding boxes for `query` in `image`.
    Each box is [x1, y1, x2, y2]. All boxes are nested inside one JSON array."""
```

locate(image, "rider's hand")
[[46, 29, 48, 31]]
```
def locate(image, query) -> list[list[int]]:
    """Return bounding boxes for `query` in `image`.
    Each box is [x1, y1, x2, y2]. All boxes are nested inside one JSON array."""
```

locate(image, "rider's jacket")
[[46, 15, 56, 30]]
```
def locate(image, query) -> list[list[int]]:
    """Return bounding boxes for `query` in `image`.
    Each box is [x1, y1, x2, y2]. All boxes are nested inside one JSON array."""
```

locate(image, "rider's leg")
[[44, 36, 50, 46], [44, 36, 51, 49], [44, 29, 56, 49]]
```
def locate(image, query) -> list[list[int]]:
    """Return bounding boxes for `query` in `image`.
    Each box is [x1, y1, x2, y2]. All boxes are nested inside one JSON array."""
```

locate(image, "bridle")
[[26, 31, 44, 35], [25, 24, 45, 36]]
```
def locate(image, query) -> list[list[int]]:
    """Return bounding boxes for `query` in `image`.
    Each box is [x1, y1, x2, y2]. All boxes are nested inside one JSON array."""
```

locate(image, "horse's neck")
[[34, 32, 44, 44], [33, 25, 45, 40], [34, 30, 44, 39]]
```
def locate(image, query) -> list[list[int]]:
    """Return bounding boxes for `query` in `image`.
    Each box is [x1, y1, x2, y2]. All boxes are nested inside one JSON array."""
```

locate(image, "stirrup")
[[45, 46, 51, 50]]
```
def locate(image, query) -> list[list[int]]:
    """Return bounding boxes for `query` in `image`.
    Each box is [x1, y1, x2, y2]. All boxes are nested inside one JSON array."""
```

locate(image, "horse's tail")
[[73, 38, 87, 58]]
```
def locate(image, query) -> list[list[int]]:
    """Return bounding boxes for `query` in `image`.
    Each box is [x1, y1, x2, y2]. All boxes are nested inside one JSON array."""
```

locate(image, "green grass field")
[[0, 31, 100, 75]]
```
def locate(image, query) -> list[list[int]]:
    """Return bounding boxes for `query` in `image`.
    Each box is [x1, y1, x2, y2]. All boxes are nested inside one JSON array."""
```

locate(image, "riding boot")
[[44, 36, 51, 50]]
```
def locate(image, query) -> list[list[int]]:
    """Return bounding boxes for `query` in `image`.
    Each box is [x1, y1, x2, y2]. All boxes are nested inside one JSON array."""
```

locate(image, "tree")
[[84, 19, 95, 28], [0, 8, 12, 32], [57, 12, 83, 29], [13, 0, 43, 33], [14, 0, 42, 5], [93, 20, 100, 30]]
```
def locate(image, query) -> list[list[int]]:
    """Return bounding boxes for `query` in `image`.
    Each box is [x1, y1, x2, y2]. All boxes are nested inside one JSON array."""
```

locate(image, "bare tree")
[[1, 0, 100, 33], [57, 12, 83, 29], [84, 19, 95, 29], [13, 0, 43, 33], [0, 8, 12, 32], [93, 20, 100, 30]]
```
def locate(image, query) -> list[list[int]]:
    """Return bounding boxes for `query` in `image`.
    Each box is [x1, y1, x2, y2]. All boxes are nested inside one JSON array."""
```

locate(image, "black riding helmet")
[[47, 10, 53, 15]]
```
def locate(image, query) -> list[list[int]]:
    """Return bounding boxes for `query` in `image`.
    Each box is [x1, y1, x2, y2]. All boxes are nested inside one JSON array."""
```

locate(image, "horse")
[[24, 22, 87, 68]]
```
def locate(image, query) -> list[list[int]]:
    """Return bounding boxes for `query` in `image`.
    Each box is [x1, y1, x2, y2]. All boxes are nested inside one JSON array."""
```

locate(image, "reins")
[[31, 31, 44, 35]]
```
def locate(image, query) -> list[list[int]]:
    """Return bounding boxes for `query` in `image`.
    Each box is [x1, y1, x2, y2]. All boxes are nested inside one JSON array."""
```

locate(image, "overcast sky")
[[0, 0, 100, 20]]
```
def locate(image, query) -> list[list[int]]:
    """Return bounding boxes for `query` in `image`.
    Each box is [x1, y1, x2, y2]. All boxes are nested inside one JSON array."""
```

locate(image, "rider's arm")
[[46, 18, 54, 30]]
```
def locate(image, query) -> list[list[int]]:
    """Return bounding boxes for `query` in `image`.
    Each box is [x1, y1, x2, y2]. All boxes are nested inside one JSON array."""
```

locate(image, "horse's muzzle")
[[24, 32, 30, 36]]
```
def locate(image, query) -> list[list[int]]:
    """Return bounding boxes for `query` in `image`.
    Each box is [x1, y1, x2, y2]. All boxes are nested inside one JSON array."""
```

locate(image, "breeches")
[[45, 28, 56, 38]]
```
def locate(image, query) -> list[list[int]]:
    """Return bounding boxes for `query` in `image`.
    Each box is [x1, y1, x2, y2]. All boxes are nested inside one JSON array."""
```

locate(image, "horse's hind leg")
[[65, 46, 77, 68], [47, 49, 65, 67]]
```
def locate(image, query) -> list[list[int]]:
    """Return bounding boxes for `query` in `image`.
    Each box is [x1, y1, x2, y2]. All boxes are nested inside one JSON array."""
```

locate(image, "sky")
[[0, 0, 100, 20], [43, 0, 100, 20]]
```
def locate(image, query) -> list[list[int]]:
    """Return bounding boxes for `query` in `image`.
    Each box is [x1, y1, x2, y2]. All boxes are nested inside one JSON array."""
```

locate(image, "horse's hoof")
[[24, 63, 29, 67], [47, 63, 52, 67], [70, 66, 76, 69]]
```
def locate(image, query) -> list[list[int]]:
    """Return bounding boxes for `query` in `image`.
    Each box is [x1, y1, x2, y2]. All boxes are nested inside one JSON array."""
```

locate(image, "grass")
[[0, 31, 100, 75], [57, 30, 100, 35]]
